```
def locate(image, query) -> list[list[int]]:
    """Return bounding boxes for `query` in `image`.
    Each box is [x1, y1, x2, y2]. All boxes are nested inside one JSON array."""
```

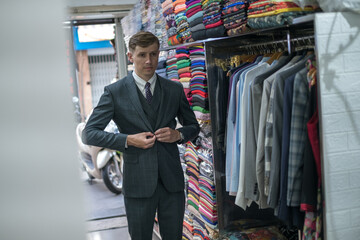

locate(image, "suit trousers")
[[124, 179, 185, 240]]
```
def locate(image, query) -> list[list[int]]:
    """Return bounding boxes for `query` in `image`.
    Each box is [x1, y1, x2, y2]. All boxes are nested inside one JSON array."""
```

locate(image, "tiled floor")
[[86, 226, 160, 240], [87, 227, 131, 240]]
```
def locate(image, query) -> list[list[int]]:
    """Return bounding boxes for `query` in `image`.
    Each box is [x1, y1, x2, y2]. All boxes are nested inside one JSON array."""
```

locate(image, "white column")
[[115, 18, 128, 79]]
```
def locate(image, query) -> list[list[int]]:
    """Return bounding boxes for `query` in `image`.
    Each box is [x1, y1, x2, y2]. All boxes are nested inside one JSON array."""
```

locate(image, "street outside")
[[81, 171, 160, 240], [81, 170, 131, 240]]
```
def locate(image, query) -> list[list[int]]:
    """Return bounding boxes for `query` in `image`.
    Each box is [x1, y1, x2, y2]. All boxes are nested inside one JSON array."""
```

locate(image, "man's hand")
[[127, 132, 156, 149], [155, 127, 181, 143]]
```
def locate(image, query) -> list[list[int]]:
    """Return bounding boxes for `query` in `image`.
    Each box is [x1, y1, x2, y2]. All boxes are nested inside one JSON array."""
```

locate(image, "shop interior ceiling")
[[66, 0, 137, 21]]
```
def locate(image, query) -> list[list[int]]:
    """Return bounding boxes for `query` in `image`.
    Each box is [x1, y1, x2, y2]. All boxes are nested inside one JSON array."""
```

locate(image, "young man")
[[82, 31, 200, 240]]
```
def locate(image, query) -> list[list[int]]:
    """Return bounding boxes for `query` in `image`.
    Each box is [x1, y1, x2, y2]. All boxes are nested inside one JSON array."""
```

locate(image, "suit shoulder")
[[105, 76, 127, 91], [158, 75, 183, 90]]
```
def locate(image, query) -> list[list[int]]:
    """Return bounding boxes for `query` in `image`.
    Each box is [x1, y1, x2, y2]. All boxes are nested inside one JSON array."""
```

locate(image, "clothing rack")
[[235, 35, 315, 55], [213, 35, 315, 70], [200, 17, 317, 232]]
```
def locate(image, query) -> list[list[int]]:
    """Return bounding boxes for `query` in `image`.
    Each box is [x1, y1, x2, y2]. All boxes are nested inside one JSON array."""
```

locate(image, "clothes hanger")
[[262, 43, 272, 57], [306, 58, 317, 87], [246, 53, 257, 63], [220, 62, 228, 71], [233, 55, 242, 66], [230, 55, 239, 67], [266, 43, 283, 64], [215, 58, 230, 71]]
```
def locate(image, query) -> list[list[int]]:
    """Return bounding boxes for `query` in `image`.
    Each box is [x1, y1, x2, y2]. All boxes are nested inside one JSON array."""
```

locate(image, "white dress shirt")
[[132, 71, 157, 97]]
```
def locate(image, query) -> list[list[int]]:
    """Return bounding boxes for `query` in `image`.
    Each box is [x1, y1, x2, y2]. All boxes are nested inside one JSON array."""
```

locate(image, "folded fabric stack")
[[186, 0, 206, 41], [161, 0, 183, 45], [156, 51, 168, 78], [166, 49, 179, 81], [176, 47, 192, 83], [174, 0, 193, 43], [141, 0, 150, 30], [148, 0, 168, 48], [182, 210, 194, 240], [196, 122, 213, 150], [201, 0, 226, 39], [175, 47, 192, 104], [185, 142, 201, 216], [223, 220, 287, 239], [222, 0, 249, 36], [193, 215, 211, 240], [188, 44, 209, 115], [199, 158, 218, 229], [247, 0, 314, 29], [120, 1, 142, 52], [194, 111, 211, 122]]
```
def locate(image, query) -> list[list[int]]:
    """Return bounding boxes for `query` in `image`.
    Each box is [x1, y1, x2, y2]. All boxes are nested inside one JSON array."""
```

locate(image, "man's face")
[[127, 42, 160, 81]]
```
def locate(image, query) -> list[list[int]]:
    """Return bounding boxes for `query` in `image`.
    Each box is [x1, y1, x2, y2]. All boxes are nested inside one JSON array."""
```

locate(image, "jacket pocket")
[[123, 152, 139, 164]]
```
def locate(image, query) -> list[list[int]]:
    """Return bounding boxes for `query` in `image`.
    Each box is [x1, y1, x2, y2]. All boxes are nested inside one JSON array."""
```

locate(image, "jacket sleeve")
[[82, 86, 127, 152], [176, 84, 200, 143]]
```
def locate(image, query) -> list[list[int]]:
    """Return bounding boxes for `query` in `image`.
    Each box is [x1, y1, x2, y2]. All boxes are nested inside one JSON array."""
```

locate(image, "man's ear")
[[127, 52, 133, 63]]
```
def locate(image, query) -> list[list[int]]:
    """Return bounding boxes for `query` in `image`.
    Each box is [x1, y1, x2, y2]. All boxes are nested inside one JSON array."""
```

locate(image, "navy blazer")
[[82, 73, 200, 198]]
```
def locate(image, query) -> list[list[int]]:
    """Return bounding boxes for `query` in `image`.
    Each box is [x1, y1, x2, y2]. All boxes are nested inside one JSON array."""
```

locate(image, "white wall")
[[0, 1, 86, 239], [316, 12, 360, 240]]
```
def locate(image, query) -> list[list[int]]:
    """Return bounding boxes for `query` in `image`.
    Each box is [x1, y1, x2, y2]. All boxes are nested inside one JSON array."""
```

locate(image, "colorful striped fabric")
[[247, 0, 315, 29], [185, 142, 201, 216], [165, 49, 179, 80], [182, 210, 194, 240], [188, 44, 209, 115], [193, 215, 211, 240], [199, 159, 218, 229], [222, 0, 248, 35]]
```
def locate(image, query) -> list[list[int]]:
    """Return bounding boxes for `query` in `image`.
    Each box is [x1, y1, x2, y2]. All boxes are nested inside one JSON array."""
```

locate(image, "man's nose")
[[145, 55, 151, 64]]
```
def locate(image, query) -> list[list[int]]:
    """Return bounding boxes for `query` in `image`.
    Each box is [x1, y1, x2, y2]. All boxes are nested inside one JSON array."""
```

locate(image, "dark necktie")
[[145, 82, 152, 104]]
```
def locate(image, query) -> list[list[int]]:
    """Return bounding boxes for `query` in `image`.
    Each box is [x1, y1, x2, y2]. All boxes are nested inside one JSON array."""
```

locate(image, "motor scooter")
[[76, 120, 123, 194]]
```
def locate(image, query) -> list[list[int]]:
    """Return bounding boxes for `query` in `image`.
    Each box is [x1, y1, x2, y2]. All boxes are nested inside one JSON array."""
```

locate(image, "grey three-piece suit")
[[82, 73, 200, 240]]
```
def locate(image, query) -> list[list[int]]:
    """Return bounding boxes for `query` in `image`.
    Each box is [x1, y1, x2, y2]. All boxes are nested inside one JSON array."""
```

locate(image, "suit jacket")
[[268, 54, 312, 208], [82, 73, 200, 198]]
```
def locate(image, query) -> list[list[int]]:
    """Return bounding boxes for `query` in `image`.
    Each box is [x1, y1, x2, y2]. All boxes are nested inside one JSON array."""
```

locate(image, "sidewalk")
[[86, 216, 131, 240], [82, 172, 160, 240], [86, 216, 160, 240]]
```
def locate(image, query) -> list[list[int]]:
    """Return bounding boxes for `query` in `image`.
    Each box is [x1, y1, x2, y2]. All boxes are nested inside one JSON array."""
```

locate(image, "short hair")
[[128, 31, 160, 52]]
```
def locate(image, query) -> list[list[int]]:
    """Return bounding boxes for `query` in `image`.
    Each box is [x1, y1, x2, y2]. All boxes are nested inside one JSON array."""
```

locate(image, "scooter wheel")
[[102, 158, 123, 194]]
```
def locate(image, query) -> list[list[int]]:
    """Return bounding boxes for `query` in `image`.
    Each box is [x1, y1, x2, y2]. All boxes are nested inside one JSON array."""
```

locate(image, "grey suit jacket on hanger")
[[82, 73, 200, 198]]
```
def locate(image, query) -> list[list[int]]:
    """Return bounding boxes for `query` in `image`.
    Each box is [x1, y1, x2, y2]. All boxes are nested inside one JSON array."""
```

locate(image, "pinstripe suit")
[[82, 72, 200, 239]]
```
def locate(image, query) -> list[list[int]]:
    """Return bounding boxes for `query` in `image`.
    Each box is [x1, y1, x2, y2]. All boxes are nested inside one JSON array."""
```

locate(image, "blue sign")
[[73, 26, 112, 50]]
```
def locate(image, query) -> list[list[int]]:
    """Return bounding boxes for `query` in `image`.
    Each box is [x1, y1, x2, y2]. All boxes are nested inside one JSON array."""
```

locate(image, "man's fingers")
[[155, 128, 178, 143], [128, 132, 155, 148], [142, 134, 155, 149], [154, 128, 168, 135], [145, 132, 155, 139]]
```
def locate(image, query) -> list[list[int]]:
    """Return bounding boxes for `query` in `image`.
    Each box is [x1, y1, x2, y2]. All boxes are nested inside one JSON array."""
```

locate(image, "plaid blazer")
[[83, 73, 200, 198]]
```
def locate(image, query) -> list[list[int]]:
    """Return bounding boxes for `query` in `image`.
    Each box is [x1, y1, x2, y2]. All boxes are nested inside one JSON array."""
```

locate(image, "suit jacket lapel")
[[124, 74, 154, 132], [155, 76, 166, 130]]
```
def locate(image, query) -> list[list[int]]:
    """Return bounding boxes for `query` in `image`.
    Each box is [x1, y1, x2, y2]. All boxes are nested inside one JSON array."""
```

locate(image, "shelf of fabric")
[[159, 14, 315, 51]]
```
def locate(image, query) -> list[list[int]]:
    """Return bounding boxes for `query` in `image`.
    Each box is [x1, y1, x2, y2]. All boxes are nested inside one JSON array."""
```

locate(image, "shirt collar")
[[132, 71, 157, 90]]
